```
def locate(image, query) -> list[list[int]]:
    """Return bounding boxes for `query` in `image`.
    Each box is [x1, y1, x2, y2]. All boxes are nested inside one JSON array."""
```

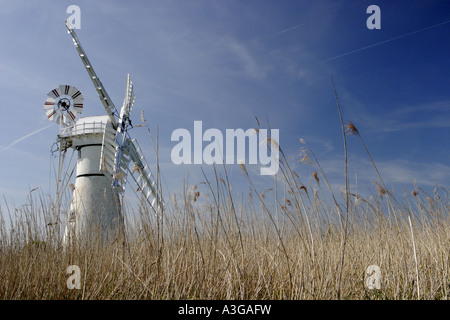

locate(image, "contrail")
[[312, 19, 450, 66], [269, 22, 310, 38], [0, 124, 53, 153]]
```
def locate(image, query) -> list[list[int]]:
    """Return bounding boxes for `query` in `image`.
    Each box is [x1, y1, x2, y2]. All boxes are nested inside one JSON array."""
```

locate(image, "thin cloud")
[[268, 22, 310, 38], [317, 157, 450, 193], [373, 117, 450, 133], [311, 19, 450, 66], [0, 124, 52, 153], [227, 39, 268, 80]]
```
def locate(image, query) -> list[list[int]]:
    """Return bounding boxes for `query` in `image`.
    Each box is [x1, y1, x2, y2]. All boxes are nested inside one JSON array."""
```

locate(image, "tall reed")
[[0, 97, 448, 300]]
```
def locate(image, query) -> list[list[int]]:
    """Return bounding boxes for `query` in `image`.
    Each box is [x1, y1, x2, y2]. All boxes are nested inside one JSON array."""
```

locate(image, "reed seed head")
[[376, 185, 386, 199], [300, 153, 313, 165], [313, 171, 319, 184], [345, 121, 359, 136], [298, 185, 308, 194]]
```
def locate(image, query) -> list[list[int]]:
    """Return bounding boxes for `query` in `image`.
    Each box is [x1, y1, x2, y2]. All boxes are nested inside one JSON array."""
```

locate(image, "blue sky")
[[0, 0, 449, 209]]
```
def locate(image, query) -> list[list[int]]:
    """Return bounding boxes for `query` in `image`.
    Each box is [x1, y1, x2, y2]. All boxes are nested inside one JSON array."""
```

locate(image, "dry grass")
[[0, 92, 448, 300], [0, 154, 448, 300]]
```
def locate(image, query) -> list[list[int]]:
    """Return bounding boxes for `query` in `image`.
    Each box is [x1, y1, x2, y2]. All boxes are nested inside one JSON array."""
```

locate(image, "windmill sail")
[[127, 138, 163, 211], [112, 74, 135, 189], [65, 20, 118, 128]]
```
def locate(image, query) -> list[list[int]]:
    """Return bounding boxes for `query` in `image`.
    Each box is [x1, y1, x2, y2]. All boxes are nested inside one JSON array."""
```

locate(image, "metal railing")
[[58, 121, 114, 138]]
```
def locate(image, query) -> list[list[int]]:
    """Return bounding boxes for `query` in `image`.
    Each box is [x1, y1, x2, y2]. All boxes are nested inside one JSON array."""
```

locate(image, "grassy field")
[[0, 171, 448, 299], [1, 149, 448, 299], [0, 95, 448, 300]]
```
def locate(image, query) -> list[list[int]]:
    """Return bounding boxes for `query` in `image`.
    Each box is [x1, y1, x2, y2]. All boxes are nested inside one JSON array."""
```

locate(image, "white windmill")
[[45, 20, 163, 245]]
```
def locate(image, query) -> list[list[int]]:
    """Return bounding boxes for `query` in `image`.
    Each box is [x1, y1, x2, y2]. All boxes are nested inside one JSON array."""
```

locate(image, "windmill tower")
[[45, 20, 163, 246]]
